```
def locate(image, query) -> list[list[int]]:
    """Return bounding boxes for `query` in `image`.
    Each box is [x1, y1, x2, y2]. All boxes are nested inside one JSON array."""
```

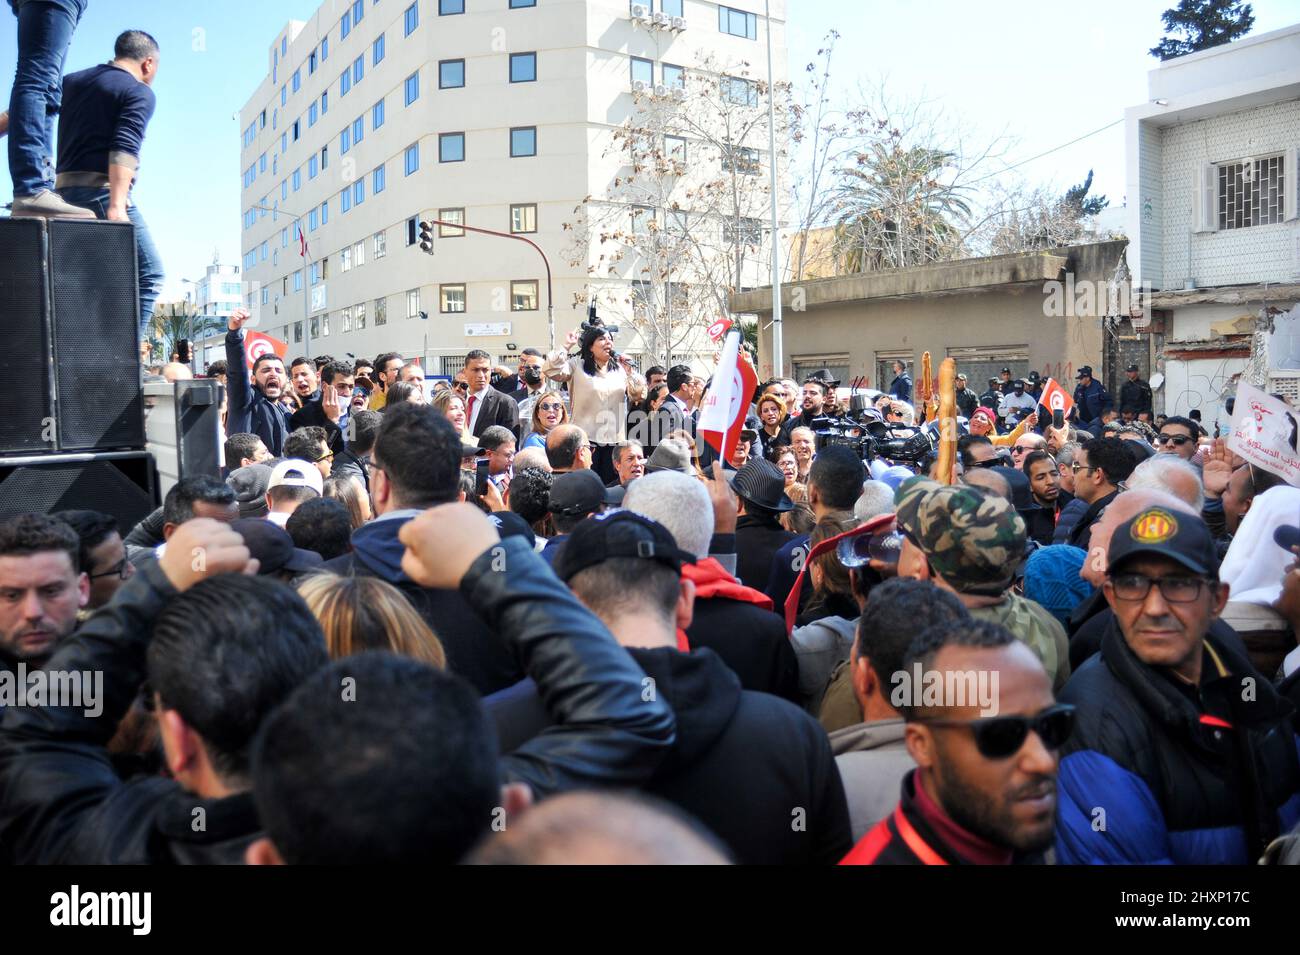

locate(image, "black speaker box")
[[0, 451, 157, 535]]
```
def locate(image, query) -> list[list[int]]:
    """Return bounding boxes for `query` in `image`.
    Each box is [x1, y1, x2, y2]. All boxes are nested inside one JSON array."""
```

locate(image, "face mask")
[[523, 366, 542, 385]]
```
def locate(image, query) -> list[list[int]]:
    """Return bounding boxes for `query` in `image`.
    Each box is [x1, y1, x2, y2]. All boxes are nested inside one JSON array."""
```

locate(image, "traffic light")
[[418, 219, 435, 255]]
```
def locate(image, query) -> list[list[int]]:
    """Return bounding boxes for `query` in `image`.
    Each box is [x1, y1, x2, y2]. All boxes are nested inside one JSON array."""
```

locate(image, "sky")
[[2, 0, 1297, 304]]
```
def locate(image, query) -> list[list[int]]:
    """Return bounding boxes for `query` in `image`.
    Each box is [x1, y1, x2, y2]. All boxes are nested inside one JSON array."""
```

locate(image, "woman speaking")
[[543, 316, 631, 482]]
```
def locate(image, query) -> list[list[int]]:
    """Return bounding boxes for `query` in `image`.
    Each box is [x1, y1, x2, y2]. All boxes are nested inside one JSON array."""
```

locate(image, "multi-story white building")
[[237, 0, 787, 377], [191, 261, 245, 368], [1125, 23, 1300, 422]]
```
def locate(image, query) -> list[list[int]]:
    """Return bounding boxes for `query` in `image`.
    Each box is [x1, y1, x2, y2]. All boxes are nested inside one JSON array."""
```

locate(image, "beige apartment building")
[[231, 0, 787, 377]]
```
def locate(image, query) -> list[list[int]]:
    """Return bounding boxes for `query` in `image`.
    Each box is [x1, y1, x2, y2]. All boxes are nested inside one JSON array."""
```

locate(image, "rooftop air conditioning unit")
[[632, 80, 649, 93], [652, 11, 669, 27], [654, 84, 669, 97], [671, 16, 687, 31], [630, 3, 650, 21], [671, 86, 686, 101]]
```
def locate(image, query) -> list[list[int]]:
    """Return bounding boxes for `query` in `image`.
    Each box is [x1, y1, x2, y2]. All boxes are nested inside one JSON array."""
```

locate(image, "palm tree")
[[149, 305, 226, 363]]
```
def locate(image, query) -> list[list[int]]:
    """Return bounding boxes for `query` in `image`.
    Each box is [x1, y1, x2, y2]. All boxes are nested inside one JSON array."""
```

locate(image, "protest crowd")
[[2, 11, 1300, 868]]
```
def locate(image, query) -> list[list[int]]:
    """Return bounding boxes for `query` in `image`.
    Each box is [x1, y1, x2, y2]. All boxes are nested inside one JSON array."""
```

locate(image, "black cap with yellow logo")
[[1107, 507, 1218, 577]]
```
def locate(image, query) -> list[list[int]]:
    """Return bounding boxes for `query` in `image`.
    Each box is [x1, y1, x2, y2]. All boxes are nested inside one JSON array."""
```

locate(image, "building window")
[[439, 207, 465, 237], [510, 127, 536, 158], [440, 0, 464, 14], [1218, 155, 1285, 230], [405, 71, 420, 105], [341, 68, 351, 96], [292, 168, 301, 191], [320, 312, 329, 336], [440, 132, 465, 162], [440, 284, 466, 312], [407, 288, 421, 319], [721, 143, 760, 175], [631, 57, 653, 88], [631, 205, 654, 234], [510, 0, 536, 6], [373, 164, 386, 194], [292, 119, 300, 141], [321, 37, 328, 61], [355, 301, 367, 331], [281, 85, 286, 107], [320, 200, 328, 224], [510, 52, 536, 83], [341, 127, 351, 154], [661, 0, 683, 15], [373, 33, 385, 66], [341, 246, 353, 272], [309, 51, 318, 74], [404, 142, 420, 175], [404, 2, 419, 35], [310, 316, 319, 338], [293, 270, 303, 292], [308, 102, 318, 127], [353, 179, 365, 207], [510, 203, 537, 233], [663, 63, 685, 88], [353, 55, 364, 86], [341, 12, 352, 40], [352, 116, 364, 145], [406, 216, 418, 246], [341, 186, 352, 213], [342, 306, 352, 333], [292, 69, 301, 92], [321, 145, 329, 170], [321, 90, 329, 114], [374, 230, 387, 258], [372, 98, 385, 129], [259, 152, 267, 172], [439, 59, 465, 88], [294, 321, 303, 343], [374, 297, 388, 325], [722, 75, 759, 106], [309, 207, 319, 231], [511, 280, 539, 311], [303, 154, 315, 180], [352, 0, 364, 26], [723, 216, 763, 246], [666, 135, 686, 163], [719, 5, 757, 39]]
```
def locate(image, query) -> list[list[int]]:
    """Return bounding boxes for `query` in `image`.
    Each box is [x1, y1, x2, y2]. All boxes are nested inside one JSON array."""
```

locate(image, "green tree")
[[1150, 0, 1254, 60], [150, 305, 225, 364]]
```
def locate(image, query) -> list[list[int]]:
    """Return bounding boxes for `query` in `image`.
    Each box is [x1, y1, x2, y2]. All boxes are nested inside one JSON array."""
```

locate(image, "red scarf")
[[678, 557, 776, 653]]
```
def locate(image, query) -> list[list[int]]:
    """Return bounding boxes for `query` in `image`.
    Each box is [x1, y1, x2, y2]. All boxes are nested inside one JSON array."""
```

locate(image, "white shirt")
[[466, 386, 492, 434], [267, 511, 291, 527]]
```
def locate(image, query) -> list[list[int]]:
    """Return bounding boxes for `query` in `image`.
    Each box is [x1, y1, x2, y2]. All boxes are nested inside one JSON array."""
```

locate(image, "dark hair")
[[899, 619, 1016, 720], [163, 475, 235, 527], [289, 356, 313, 371], [314, 354, 335, 371], [1021, 449, 1054, 475], [666, 364, 693, 394], [645, 365, 666, 379], [568, 558, 681, 625], [148, 575, 328, 782], [384, 381, 421, 406], [269, 484, 318, 509], [546, 425, 586, 470], [206, 360, 228, 377], [1160, 415, 1203, 439], [251, 653, 499, 864], [320, 360, 353, 384], [579, 320, 617, 377], [373, 403, 461, 508], [0, 513, 81, 572], [1080, 437, 1135, 487], [801, 378, 829, 395], [252, 352, 284, 374], [465, 349, 492, 365], [856, 579, 968, 700], [508, 467, 553, 528], [808, 446, 865, 510], [347, 409, 382, 456], [52, 510, 119, 570], [114, 29, 159, 62], [958, 434, 993, 467], [521, 347, 543, 359], [286, 498, 354, 561], [322, 475, 368, 530], [353, 357, 373, 373], [638, 384, 668, 417], [225, 432, 264, 466], [285, 427, 329, 462], [374, 351, 404, 377], [478, 425, 516, 453]]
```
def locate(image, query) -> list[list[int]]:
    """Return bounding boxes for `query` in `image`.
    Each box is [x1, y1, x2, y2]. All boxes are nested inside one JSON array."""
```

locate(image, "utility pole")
[[765, 0, 784, 378]]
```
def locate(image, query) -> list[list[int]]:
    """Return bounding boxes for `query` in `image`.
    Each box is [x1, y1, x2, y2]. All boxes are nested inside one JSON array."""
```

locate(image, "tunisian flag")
[[1039, 378, 1074, 417], [699, 328, 758, 461], [242, 330, 288, 370]]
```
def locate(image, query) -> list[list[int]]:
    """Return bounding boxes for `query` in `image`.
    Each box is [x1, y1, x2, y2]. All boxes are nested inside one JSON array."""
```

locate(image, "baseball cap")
[[549, 470, 621, 516], [1076, 365, 1094, 379], [268, 459, 323, 496], [1106, 507, 1218, 577], [551, 510, 692, 583], [230, 518, 324, 576], [894, 476, 1026, 594], [227, 464, 273, 517], [1126, 363, 1140, 372]]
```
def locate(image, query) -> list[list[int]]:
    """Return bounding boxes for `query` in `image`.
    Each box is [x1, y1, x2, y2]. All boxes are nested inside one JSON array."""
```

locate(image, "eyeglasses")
[[1156, 434, 1193, 447], [88, 557, 130, 581], [915, 704, 1076, 760], [315, 451, 335, 463], [965, 458, 1003, 471], [453, 382, 468, 391], [1011, 445, 1035, 454], [1069, 462, 1096, 474], [1106, 573, 1211, 603], [538, 402, 564, 412]]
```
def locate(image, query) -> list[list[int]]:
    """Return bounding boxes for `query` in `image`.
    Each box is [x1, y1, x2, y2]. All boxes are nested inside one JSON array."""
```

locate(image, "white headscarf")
[[1219, 484, 1300, 606]]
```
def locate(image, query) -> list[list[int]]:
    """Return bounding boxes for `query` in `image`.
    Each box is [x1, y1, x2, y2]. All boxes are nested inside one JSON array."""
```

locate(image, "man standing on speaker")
[[225, 307, 292, 458], [51, 29, 164, 342]]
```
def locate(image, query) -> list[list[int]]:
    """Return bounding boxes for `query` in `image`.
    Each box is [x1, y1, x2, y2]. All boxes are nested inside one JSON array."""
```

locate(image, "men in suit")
[[495, 347, 543, 397], [651, 364, 695, 451], [464, 349, 520, 440]]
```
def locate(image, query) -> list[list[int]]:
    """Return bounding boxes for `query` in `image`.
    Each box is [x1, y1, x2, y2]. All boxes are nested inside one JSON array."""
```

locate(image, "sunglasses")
[[453, 382, 468, 391], [538, 402, 564, 412], [88, 557, 130, 581], [916, 703, 1076, 759], [965, 457, 1005, 471], [1156, 434, 1193, 447]]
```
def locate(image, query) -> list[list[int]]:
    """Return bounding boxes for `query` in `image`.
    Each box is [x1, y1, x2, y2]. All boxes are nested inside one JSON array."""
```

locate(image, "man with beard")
[[0, 514, 88, 678], [225, 308, 292, 456], [1022, 450, 1072, 544], [841, 620, 1069, 864]]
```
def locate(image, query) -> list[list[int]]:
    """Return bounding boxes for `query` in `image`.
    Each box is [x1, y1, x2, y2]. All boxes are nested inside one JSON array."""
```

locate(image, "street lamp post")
[[250, 202, 314, 361]]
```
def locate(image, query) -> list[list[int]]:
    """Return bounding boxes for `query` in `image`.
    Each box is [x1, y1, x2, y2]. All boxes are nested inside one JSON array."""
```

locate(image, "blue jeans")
[[59, 186, 165, 338], [7, 0, 86, 196]]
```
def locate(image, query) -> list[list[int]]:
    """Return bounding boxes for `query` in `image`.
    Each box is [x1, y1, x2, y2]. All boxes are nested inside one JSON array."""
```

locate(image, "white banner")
[[1226, 382, 1300, 487]]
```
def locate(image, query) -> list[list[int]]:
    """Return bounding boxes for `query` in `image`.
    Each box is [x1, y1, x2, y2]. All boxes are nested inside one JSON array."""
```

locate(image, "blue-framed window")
[[373, 33, 385, 66], [719, 5, 757, 39], [321, 145, 329, 169], [259, 152, 267, 172], [404, 2, 419, 35], [510, 52, 536, 83], [292, 169, 301, 191], [321, 37, 329, 61], [352, 116, 364, 145], [260, 241, 268, 261], [309, 208, 319, 231], [404, 70, 420, 105], [321, 90, 329, 114], [341, 126, 351, 154], [341, 187, 352, 213], [341, 69, 352, 96], [439, 59, 464, 88], [280, 85, 287, 106], [353, 179, 365, 206], [341, 13, 351, 40], [661, 0, 683, 16], [352, 0, 364, 26], [510, 126, 536, 157], [440, 132, 464, 162], [510, 0, 536, 7], [663, 63, 685, 88], [405, 142, 420, 175], [308, 154, 318, 179], [281, 179, 288, 200], [373, 164, 386, 194], [320, 200, 329, 224], [439, 0, 464, 14], [372, 98, 385, 129], [353, 55, 364, 85], [292, 69, 301, 93], [309, 50, 318, 74], [308, 102, 318, 127]]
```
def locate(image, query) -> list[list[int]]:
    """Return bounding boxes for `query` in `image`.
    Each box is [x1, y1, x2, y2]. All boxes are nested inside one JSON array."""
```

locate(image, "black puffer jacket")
[[225, 329, 292, 457]]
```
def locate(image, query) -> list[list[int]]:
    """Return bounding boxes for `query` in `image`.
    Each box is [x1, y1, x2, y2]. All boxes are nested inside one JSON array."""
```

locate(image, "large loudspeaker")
[[0, 451, 157, 535], [0, 217, 142, 454]]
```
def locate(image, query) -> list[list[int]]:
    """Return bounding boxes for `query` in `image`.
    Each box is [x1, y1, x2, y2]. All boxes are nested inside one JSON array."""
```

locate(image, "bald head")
[[162, 362, 193, 383], [465, 792, 731, 865], [513, 446, 551, 473], [962, 469, 1011, 501], [1124, 456, 1204, 508], [1080, 488, 1197, 587], [546, 424, 589, 471]]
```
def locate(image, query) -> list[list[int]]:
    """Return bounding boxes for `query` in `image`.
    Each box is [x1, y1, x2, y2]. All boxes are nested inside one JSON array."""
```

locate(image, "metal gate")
[[793, 353, 851, 388], [945, 345, 1029, 391]]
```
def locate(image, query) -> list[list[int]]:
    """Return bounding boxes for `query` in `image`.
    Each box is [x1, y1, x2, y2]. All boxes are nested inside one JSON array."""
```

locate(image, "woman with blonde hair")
[[322, 474, 371, 530], [297, 573, 446, 668], [756, 393, 787, 460], [432, 388, 476, 446], [522, 391, 570, 451]]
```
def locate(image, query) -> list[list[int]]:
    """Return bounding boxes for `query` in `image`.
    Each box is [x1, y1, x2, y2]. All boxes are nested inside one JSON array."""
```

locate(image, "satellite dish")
[[1150, 372, 1165, 391]]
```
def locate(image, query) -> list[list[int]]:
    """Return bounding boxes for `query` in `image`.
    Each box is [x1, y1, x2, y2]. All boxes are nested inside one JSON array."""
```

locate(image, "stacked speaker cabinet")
[[0, 217, 154, 531]]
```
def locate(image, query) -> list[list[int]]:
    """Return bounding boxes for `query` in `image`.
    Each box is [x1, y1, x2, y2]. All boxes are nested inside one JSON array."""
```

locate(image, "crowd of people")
[[2, 296, 1299, 866]]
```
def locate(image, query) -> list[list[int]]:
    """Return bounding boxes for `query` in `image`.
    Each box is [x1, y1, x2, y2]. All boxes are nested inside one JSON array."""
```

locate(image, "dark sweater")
[[57, 64, 156, 176]]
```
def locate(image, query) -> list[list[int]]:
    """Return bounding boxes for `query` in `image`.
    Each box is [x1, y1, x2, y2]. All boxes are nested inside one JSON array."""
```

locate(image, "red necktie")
[[467, 394, 477, 424]]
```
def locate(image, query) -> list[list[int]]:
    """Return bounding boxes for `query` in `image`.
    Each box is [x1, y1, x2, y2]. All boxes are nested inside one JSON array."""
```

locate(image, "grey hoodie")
[[830, 717, 915, 842], [790, 614, 858, 712]]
